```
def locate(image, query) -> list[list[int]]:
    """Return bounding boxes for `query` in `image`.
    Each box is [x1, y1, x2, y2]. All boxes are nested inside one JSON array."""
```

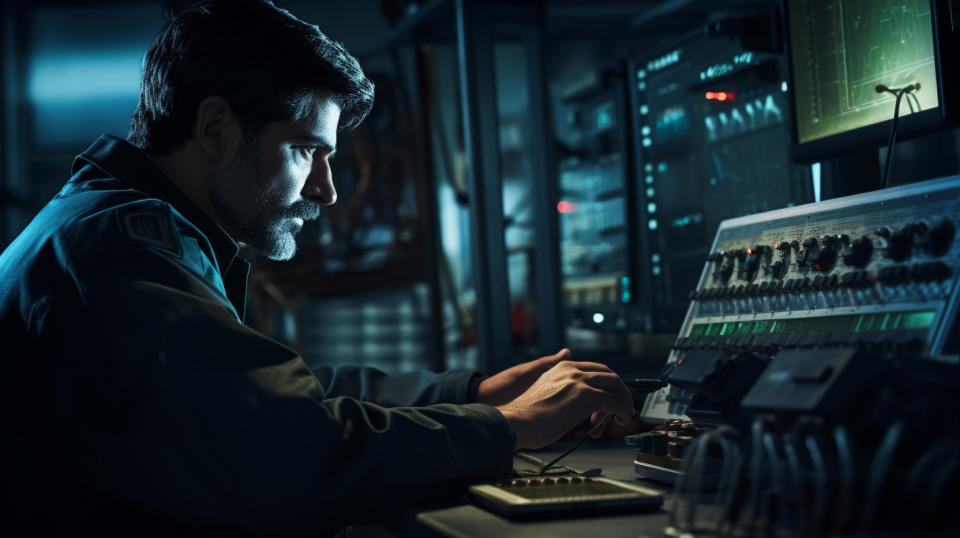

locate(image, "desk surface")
[[408, 441, 675, 537]]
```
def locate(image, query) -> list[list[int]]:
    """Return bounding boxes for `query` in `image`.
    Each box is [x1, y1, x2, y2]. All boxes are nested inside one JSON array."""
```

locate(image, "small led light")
[[556, 201, 578, 213], [705, 91, 734, 102], [593, 312, 605, 324]]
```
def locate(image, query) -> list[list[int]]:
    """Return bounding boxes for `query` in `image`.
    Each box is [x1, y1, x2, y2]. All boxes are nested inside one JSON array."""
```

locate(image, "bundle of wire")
[[667, 420, 960, 536]]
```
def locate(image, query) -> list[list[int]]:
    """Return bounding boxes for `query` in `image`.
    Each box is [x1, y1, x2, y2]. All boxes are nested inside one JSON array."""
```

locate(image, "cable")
[[908, 91, 922, 114], [895, 442, 948, 527], [714, 429, 743, 538], [921, 455, 958, 527], [669, 426, 740, 535], [783, 435, 807, 536], [805, 436, 828, 537], [761, 432, 784, 535], [862, 421, 904, 529], [512, 452, 577, 476], [832, 425, 854, 533], [537, 414, 611, 474], [668, 429, 705, 531], [742, 421, 765, 534], [686, 433, 710, 531], [875, 82, 920, 189]]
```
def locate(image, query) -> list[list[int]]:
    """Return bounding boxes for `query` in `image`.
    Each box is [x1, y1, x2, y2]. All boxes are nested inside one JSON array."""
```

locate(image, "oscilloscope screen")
[[788, 0, 940, 145]]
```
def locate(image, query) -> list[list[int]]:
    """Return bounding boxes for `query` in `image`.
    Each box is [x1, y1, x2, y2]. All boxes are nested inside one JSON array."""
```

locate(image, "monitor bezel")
[[784, 0, 957, 163]]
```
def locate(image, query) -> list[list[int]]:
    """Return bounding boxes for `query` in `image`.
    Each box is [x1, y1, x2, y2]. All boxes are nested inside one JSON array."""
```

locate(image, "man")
[[0, 0, 634, 535]]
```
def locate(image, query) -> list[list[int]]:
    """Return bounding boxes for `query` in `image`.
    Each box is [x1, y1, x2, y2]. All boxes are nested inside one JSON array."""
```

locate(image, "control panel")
[[641, 175, 960, 423]]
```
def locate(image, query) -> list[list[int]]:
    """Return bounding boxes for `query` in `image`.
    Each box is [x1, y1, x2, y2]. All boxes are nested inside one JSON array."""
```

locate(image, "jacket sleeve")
[[48, 201, 516, 533], [310, 365, 486, 406]]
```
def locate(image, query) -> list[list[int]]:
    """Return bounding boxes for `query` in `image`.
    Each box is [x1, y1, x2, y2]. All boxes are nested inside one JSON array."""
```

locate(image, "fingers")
[[558, 360, 617, 373], [581, 371, 634, 404], [538, 348, 571, 366], [589, 413, 611, 438], [555, 361, 634, 422], [582, 386, 634, 423]]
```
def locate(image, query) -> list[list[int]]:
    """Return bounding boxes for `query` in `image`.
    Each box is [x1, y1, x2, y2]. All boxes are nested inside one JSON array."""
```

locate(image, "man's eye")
[[295, 146, 316, 158]]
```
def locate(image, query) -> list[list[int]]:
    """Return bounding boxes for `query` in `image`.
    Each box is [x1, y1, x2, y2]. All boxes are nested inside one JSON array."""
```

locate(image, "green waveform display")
[[789, 0, 939, 144]]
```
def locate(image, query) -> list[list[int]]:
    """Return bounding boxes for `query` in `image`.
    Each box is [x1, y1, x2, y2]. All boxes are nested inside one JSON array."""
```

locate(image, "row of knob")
[[672, 329, 926, 354], [708, 218, 955, 282], [693, 261, 953, 300]]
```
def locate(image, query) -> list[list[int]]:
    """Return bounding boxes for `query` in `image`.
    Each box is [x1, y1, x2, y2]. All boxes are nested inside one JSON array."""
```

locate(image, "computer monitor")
[[785, 0, 959, 161]]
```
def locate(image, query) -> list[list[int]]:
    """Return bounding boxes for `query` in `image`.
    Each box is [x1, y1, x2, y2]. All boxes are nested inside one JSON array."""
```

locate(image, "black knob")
[[927, 218, 955, 257], [802, 237, 818, 249], [776, 241, 791, 254], [811, 247, 837, 272], [771, 260, 788, 279], [842, 237, 874, 268], [714, 260, 734, 282], [740, 250, 760, 280], [886, 227, 914, 262], [821, 234, 847, 251]]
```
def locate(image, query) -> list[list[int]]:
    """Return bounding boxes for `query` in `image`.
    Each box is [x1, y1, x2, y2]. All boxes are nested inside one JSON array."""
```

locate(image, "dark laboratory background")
[[2, 0, 960, 378]]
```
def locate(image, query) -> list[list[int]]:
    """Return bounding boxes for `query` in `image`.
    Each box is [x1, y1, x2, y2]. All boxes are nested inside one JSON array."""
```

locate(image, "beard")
[[208, 144, 321, 261]]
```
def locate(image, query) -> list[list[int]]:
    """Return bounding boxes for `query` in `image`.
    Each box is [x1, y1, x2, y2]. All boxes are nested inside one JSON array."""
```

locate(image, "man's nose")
[[302, 160, 337, 205]]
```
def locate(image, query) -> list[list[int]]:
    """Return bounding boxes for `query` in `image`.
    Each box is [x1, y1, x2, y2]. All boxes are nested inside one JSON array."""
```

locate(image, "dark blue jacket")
[[0, 135, 514, 535]]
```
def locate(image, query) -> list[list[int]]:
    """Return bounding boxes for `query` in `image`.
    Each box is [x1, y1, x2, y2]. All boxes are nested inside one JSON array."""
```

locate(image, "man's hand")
[[493, 360, 634, 450], [476, 348, 572, 406]]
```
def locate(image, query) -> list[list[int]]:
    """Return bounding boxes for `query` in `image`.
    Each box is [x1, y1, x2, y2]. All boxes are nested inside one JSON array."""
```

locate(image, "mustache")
[[286, 199, 323, 221]]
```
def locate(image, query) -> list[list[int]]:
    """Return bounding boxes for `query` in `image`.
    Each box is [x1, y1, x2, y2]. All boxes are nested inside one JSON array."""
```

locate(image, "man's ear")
[[193, 96, 243, 164]]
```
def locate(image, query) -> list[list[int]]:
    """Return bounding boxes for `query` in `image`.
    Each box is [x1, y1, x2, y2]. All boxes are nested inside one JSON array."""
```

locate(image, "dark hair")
[[128, 0, 374, 154]]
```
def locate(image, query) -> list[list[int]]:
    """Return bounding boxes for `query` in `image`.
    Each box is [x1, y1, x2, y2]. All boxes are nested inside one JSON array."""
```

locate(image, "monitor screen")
[[788, 0, 940, 145]]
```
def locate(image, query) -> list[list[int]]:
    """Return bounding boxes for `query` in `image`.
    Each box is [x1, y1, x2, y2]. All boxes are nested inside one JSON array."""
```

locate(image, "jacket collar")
[[72, 135, 243, 276]]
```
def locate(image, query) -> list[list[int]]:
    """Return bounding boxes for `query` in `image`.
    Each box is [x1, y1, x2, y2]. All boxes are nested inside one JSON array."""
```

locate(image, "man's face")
[[209, 92, 341, 261]]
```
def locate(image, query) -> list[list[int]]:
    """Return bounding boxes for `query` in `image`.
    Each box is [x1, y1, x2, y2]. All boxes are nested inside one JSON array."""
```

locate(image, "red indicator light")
[[773, 242, 780, 249], [705, 91, 734, 102], [814, 264, 821, 271], [746, 248, 753, 255], [557, 201, 578, 213], [678, 359, 684, 365]]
